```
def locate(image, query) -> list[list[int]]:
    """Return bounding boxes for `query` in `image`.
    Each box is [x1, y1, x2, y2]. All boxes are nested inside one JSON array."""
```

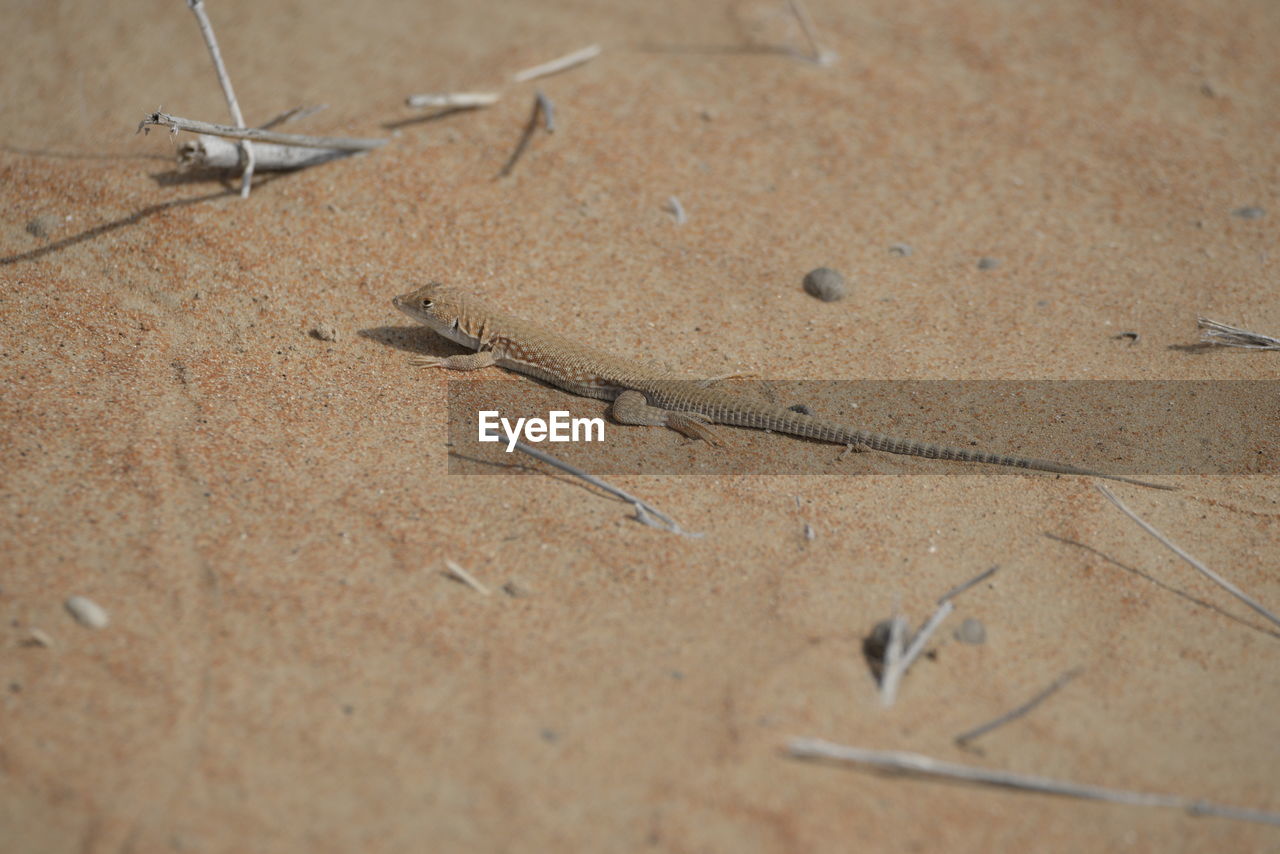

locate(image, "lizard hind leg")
[[611, 390, 725, 446]]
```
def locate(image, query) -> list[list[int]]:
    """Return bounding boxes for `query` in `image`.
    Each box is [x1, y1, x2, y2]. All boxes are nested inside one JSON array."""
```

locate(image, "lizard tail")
[[766, 410, 1177, 490], [850, 430, 1177, 490], [639, 381, 1176, 490]]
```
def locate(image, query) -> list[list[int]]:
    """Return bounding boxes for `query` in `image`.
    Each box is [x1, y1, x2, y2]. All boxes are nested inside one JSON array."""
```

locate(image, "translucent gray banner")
[[445, 380, 1278, 476]]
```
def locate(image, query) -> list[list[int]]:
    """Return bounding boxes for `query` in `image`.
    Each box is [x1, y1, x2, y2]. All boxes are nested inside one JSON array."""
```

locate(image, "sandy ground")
[[2, 0, 1279, 851]]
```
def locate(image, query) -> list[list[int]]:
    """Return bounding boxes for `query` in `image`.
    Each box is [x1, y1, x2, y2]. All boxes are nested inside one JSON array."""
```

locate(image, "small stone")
[[1232, 206, 1265, 220], [309, 324, 338, 342], [888, 243, 914, 257], [501, 580, 531, 598], [26, 214, 62, 239], [977, 257, 1001, 270], [65, 595, 109, 629], [802, 267, 846, 302], [954, 617, 986, 644]]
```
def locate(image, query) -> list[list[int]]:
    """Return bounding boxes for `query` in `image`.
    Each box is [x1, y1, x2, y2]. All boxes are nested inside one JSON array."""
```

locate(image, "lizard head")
[[394, 282, 486, 348], [393, 282, 466, 331]]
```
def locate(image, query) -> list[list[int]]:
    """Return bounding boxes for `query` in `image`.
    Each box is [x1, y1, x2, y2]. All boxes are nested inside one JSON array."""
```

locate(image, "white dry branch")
[[510, 440, 702, 537], [512, 44, 602, 83], [877, 611, 908, 707], [405, 92, 501, 109], [786, 739, 1280, 827], [186, 0, 254, 196], [1096, 484, 1280, 629], [442, 558, 491, 596], [897, 599, 954, 675], [179, 135, 352, 171], [786, 0, 836, 65], [139, 111, 387, 151], [1197, 317, 1280, 350], [878, 600, 953, 708]]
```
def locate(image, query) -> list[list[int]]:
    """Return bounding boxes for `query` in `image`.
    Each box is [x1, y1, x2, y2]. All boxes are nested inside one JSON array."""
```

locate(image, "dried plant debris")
[[786, 739, 1280, 827], [179, 135, 352, 172], [1197, 317, 1280, 350]]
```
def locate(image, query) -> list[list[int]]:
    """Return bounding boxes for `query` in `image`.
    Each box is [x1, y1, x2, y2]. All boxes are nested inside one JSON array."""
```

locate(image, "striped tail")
[[726, 402, 1176, 490]]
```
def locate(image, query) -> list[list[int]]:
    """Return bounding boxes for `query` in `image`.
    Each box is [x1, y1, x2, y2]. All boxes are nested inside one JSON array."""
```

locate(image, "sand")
[[2, 0, 1278, 851]]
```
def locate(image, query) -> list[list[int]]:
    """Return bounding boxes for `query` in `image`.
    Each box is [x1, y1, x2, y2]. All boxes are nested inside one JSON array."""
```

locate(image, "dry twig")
[[1097, 485, 1280, 629], [876, 600, 954, 708], [898, 600, 954, 674], [510, 440, 702, 537], [179, 136, 351, 171], [405, 92, 501, 110], [786, 739, 1280, 826], [955, 668, 1083, 748], [442, 558, 491, 595], [786, 0, 835, 64], [512, 44, 602, 83], [938, 565, 999, 603], [138, 111, 387, 151], [535, 90, 556, 132], [878, 609, 908, 707], [1197, 317, 1280, 350], [186, 0, 254, 196]]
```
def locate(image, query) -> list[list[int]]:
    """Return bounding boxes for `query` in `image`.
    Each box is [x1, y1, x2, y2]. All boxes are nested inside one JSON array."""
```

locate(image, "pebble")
[[501, 579, 531, 598], [977, 257, 1001, 270], [802, 267, 846, 302], [888, 243, 914, 257], [65, 595, 109, 629], [954, 617, 986, 644], [26, 214, 62, 239], [1232, 206, 1265, 220], [310, 324, 338, 342]]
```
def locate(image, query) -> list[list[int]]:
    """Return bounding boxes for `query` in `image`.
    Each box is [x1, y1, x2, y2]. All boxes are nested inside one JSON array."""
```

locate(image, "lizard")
[[392, 282, 1174, 490]]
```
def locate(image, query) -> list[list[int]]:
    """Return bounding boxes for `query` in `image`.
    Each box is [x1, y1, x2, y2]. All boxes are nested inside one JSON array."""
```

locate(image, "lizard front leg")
[[409, 351, 497, 371], [611, 390, 724, 445]]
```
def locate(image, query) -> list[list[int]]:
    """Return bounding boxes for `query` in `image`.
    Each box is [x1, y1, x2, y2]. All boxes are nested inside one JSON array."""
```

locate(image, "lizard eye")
[[421, 299, 433, 308]]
